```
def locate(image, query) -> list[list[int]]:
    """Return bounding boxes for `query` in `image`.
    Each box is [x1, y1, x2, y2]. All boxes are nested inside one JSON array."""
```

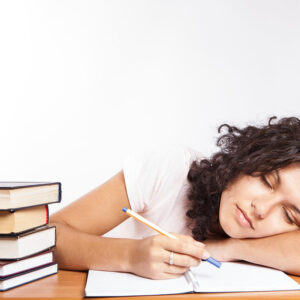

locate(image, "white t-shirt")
[[105, 146, 204, 239]]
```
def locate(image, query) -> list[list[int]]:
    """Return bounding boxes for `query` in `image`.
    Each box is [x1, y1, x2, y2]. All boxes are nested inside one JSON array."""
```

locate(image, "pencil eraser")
[[206, 257, 222, 268], [122, 207, 128, 213]]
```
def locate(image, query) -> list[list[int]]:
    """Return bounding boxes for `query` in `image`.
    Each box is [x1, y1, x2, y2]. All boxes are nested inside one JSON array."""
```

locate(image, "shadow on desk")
[[1, 270, 300, 299]]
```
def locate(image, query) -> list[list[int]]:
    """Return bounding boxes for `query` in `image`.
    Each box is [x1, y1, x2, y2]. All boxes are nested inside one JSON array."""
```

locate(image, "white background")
[[0, 0, 299, 213]]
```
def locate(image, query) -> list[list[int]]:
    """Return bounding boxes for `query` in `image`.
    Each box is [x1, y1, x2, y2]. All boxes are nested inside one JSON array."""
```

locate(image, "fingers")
[[164, 265, 189, 276], [161, 251, 191, 279], [157, 270, 187, 280], [163, 249, 200, 268], [132, 234, 210, 280], [163, 233, 210, 260], [161, 250, 197, 279], [165, 261, 189, 273]]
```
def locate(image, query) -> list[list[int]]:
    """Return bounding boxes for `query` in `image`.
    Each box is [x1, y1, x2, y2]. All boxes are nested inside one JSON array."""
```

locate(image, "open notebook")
[[85, 261, 300, 297]]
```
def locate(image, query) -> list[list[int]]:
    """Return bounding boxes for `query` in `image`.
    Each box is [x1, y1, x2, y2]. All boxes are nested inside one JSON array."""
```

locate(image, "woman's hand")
[[128, 233, 209, 279], [204, 238, 238, 262]]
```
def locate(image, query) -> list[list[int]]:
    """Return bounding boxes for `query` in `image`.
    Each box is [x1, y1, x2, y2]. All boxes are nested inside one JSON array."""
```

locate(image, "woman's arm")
[[205, 231, 300, 275], [50, 171, 206, 279], [49, 171, 133, 271]]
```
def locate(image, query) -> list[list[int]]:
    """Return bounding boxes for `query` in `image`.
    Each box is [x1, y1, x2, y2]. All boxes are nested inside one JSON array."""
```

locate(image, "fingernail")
[[194, 241, 204, 247], [202, 250, 211, 259]]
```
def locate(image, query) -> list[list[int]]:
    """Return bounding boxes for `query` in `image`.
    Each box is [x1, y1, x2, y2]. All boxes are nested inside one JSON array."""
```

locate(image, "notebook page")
[[192, 261, 300, 293], [85, 270, 193, 297]]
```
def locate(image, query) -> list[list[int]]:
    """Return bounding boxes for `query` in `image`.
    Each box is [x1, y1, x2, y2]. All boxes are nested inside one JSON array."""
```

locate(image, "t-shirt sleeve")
[[123, 146, 202, 213]]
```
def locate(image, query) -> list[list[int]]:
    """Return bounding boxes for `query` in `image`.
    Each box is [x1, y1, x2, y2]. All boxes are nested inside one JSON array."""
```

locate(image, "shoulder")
[[123, 145, 204, 212]]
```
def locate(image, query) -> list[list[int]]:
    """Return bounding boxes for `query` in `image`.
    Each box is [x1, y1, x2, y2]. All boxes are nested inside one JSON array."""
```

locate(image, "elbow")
[[49, 212, 72, 229], [286, 265, 300, 277]]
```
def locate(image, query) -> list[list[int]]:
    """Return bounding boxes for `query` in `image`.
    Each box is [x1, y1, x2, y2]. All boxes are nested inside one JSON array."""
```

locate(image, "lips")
[[236, 205, 254, 230]]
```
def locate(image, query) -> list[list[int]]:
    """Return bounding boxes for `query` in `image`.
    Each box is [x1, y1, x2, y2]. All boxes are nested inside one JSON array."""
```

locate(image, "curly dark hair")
[[186, 116, 300, 241]]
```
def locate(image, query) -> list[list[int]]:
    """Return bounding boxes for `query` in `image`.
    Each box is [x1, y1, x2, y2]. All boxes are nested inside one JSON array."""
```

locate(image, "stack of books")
[[0, 182, 61, 291]]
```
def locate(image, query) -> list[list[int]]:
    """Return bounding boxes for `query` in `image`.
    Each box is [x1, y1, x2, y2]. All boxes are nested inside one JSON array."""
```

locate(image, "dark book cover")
[[0, 226, 56, 260], [0, 263, 58, 291], [0, 225, 55, 239], [0, 251, 54, 279], [0, 182, 62, 210], [0, 250, 53, 267], [0, 182, 61, 190]]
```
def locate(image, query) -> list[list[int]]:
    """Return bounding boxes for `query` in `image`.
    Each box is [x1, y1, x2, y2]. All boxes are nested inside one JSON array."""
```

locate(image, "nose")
[[251, 197, 278, 219]]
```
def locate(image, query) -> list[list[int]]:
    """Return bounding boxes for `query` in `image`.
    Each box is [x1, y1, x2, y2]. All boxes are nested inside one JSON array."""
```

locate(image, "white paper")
[[192, 262, 300, 293], [85, 262, 300, 297], [85, 270, 192, 297]]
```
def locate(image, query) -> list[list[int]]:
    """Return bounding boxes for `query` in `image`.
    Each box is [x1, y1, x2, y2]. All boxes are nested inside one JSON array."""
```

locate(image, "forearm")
[[50, 222, 136, 272], [231, 231, 300, 275]]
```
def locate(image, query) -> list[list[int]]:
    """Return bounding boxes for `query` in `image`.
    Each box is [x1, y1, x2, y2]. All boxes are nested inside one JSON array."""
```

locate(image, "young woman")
[[50, 116, 300, 279]]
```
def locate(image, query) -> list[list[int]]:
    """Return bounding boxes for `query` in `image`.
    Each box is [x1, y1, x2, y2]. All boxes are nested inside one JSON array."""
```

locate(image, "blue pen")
[[122, 207, 221, 269]]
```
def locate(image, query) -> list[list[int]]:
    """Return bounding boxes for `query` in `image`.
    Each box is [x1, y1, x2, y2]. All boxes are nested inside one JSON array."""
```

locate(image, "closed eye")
[[282, 207, 294, 225], [261, 175, 273, 190]]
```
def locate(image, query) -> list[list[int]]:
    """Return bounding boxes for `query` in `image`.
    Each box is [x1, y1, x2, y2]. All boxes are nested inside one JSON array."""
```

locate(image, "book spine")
[[45, 205, 49, 224], [58, 182, 62, 202]]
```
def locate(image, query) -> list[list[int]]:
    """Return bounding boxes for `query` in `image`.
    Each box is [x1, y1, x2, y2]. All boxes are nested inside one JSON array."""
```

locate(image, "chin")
[[228, 231, 244, 239], [219, 221, 242, 239], [224, 227, 253, 239]]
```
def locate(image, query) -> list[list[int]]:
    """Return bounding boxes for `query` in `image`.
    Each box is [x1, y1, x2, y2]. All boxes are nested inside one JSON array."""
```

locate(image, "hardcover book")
[[0, 263, 57, 291], [0, 205, 49, 235], [0, 251, 54, 278], [0, 226, 56, 260], [0, 182, 61, 210]]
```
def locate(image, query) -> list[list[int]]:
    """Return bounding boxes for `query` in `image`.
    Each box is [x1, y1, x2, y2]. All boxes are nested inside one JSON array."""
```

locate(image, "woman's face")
[[219, 163, 300, 239]]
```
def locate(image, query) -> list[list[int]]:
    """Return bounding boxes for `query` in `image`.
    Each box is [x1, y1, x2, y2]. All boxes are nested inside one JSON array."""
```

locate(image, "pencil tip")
[[122, 207, 127, 212]]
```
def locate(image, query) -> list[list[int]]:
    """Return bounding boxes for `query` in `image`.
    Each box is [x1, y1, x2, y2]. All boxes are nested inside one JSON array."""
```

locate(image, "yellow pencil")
[[122, 207, 221, 288], [122, 207, 176, 239]]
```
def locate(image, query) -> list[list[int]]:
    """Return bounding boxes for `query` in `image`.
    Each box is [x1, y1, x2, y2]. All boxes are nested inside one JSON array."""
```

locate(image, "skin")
[[50, 171, 205, 280], [205, 163, 300, 275], [219, 163, 300, 239], [50, 164, 300, 279]]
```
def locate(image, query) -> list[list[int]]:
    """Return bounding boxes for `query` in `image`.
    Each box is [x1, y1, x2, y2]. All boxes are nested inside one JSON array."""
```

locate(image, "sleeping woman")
[[50, 116, 300, 279]]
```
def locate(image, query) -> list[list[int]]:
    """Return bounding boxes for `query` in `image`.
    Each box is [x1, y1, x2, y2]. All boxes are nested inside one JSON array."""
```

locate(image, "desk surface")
[[1, 270, 300, 300]]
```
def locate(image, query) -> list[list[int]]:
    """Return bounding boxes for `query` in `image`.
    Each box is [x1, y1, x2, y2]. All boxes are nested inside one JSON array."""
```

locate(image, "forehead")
[[279, 162, 300, 176], [277, 163, 300, 201]]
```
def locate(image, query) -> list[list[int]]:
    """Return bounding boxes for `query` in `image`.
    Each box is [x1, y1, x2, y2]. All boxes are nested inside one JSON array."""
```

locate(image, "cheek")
[[251, 207, 298, 238], [255, 216, 296, 237]]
